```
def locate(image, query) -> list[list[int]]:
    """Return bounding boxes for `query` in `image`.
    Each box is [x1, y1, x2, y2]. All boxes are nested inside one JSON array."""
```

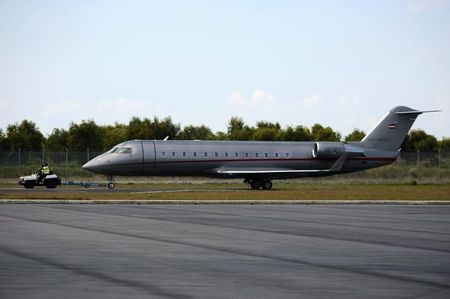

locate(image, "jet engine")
[[312, 142, 365, 159]]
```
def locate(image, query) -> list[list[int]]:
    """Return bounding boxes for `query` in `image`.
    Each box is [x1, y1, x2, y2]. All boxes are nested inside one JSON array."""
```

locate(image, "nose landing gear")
[[107, 175, 115, 190]]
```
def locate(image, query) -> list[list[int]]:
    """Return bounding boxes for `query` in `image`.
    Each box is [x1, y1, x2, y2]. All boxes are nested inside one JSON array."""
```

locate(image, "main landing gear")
[[244, 178, 273, 190], [107, 175, 115, 190]]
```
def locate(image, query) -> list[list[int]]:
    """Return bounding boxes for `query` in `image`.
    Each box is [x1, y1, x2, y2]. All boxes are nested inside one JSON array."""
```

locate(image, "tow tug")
[[18, 171, 61, 189]]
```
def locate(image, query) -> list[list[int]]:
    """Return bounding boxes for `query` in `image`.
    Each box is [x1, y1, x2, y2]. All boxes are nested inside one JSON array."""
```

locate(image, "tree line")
[[0, 117, 448, 152]]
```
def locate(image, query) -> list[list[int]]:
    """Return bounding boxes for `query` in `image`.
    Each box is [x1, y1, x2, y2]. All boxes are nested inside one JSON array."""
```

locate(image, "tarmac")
[[1, 204, 450, 298]]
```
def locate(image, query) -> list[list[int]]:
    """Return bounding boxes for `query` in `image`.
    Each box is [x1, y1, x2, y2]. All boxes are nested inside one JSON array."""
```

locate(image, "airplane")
[[82, 106, 440, 190]]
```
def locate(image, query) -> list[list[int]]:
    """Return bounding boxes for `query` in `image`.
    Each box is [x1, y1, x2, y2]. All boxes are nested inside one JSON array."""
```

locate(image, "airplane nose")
[[82, 160, 97, 172], [83, 155, 109, 173]]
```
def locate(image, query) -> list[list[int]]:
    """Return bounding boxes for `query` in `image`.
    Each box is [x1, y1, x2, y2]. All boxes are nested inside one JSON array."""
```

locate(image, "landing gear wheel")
[[262, 180, 272, 190], [106, 175, 115, 190], [250, 180, 262, 190]]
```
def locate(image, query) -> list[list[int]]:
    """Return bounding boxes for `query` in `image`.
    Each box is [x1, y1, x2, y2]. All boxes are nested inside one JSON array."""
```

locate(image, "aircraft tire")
[[250, 180, 262, 190], [108, 183, 115, 190], [262, 180, 272, 190]]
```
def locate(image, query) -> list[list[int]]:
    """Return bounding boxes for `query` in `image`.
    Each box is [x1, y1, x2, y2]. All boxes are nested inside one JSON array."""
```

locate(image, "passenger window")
[[235, 153, 239, 158], [275, 153, 279, 158], [193, 152, 197, 157], [161, 152, 166, 157], [265, 153, 269, 158], [225, 153, 229, 158], [215, 152, 219, 158], [183, 152, 187, 158], [172, 152, 176, 157], [255, 153, 259, 158], [204, 152, 208, 158], [285, 153, 290, 158], [245, 152, 249, 158]]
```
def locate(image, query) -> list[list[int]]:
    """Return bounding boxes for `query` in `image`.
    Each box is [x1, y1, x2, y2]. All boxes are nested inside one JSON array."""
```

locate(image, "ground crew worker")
[[42, 163, 50, 175]]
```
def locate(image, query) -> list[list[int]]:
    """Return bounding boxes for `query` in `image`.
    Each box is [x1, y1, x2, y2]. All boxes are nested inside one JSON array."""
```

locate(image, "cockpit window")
[[110, 147, 132, 154], [119, 147, 132, 154]]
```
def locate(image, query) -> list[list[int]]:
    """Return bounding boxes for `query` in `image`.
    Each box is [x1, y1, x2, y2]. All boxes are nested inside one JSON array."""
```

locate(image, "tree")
[[439, 137, 450, 152], [126, 117, 150, 140], [46, 128, 69, 151], [227, 117, 254, 140], [282, 125, 313, 141], [311, 124, 341, 141], [253, 127, 279, 141], [0, 128, 9, 150], [68, 120, 103, 151], [345, 129, 366, 142], [126, 116, 180, 140], [6, 120, 44, 151], [256, 121, 281, 130], [178, 125, 215, 140], [151, 117, 180, 140], [214, 131, 229, 140], [253, 121, 282, 141], [401, 129, 438, 152], [102, 123, 128, 150]]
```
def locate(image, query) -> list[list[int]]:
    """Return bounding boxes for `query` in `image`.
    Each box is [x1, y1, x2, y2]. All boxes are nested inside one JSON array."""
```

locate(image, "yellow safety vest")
[[42, 166, 50, 175]]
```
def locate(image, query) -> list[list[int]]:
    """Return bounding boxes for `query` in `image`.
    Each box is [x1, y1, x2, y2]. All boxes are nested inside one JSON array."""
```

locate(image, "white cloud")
[[95, 98, 147, 115], [32, 98, 161, 134], [334, 94, 360, 106], [294, 94, 321, 108], [42, 100, 76, 116], [229, 92, 246, 107], [229, 90, 274, 108], [92, 98, 163, 125], [406, 0, 450, 13], [251, 90, 274, 106]]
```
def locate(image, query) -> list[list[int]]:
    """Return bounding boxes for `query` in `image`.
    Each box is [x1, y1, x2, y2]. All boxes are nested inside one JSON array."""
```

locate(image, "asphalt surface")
[[1, 205, 449, 298], [0, 187, 139, 193]]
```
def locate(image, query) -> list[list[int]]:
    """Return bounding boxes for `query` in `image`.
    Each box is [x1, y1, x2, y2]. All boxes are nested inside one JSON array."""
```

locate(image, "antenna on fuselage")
[[163, 136, 169, 141]]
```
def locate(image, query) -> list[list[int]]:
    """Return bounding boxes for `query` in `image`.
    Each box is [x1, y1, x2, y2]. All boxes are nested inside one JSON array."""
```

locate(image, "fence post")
[[65, 147, 68, 182], [438, 149, 441, 184], [18, 148, 21, 177], [416, 150, 420, 181], [87, 148, 90, 180]]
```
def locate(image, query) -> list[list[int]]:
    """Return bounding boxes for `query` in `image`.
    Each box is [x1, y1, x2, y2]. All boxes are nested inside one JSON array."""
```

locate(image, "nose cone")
[[82, 160, 98, 172]]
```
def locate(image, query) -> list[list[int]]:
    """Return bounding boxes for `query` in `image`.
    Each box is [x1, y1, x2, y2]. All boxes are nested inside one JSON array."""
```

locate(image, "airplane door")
[[142, 141, 156, 168]]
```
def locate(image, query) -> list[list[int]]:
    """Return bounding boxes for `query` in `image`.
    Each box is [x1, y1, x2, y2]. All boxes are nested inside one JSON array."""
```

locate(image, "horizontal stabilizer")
[[395, 109, 441, 115]]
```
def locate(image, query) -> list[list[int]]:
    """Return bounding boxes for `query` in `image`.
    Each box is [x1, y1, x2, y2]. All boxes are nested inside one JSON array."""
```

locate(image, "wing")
[[216, 154, 347, 176]]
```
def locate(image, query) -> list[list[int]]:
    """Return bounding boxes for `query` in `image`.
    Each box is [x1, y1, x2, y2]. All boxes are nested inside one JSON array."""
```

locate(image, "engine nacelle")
[[312, 142, 365, 159]]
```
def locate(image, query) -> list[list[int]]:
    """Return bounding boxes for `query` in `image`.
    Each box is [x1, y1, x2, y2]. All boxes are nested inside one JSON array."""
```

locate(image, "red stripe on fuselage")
[[155, 157, 396, 164]]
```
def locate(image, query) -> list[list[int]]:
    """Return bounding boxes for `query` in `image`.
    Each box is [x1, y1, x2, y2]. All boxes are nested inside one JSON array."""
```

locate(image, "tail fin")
[[360, 106, 440, 151]]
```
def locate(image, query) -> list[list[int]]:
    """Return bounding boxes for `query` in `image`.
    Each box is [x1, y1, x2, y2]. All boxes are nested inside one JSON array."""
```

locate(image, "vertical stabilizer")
[[360, 106, 439, 151]]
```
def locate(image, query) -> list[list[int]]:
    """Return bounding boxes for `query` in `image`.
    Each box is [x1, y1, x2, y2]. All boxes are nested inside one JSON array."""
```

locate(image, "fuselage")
[[81, 106, 438, 190], [82, 140, 397, 179]]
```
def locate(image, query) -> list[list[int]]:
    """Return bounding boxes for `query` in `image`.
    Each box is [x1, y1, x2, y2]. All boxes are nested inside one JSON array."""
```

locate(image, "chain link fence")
[[0, 150, 449, 183]]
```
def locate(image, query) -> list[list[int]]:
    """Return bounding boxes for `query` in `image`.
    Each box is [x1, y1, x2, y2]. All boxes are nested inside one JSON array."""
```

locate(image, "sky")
[[0, 0, 449, 139]]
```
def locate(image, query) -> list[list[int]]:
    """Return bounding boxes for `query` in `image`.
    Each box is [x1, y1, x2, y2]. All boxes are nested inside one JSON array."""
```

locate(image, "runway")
[[1, 205, 449, 298]]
